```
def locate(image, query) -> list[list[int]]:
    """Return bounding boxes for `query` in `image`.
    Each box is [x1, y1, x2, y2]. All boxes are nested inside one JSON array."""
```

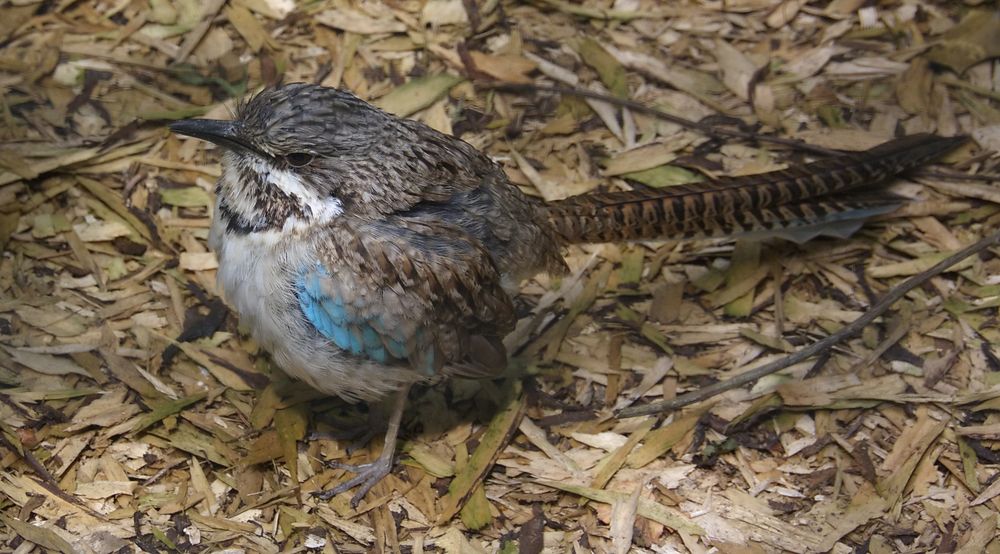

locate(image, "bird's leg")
[[315, 384, 410, 507]]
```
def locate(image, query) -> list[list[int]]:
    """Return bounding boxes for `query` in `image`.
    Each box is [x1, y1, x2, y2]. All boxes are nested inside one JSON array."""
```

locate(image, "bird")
[[170, 82, 965, 506]]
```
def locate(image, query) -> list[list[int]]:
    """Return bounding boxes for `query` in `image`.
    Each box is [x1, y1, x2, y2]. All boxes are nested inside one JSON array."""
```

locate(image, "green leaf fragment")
[[623, 165, 702, 188], [375, 74, 463, 117], [161, 186, 213, 208]]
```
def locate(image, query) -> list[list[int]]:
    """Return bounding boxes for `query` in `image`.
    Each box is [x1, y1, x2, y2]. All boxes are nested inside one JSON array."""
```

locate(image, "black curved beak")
[[170, 119, 251, 153]]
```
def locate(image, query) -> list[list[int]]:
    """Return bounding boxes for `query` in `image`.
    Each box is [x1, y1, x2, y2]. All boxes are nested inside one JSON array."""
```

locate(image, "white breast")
[[207, 165, 421, 401], [211, 215, 304, 353]]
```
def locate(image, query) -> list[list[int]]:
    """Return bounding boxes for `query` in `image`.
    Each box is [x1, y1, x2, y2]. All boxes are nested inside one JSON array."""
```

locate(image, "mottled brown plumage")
[[171, 83, 965, 506]]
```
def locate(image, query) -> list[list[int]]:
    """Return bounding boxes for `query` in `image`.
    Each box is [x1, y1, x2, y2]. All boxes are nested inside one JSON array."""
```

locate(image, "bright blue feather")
[[295, 264, 419, 368]]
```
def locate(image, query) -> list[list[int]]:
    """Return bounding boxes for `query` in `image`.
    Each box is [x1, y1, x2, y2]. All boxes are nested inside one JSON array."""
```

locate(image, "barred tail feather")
[[726, 195, 902, 244], [544, 134, 965, 244]]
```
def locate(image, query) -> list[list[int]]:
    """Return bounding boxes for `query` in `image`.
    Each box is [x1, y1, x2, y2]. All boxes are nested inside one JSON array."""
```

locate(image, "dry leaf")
[[315, 8, 407, 35], [468, 52, 536, 84], [926, 10, 1000, 74]]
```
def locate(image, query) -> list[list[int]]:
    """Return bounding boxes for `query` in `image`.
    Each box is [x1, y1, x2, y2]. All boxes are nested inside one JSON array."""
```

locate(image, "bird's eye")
[[285, 152, 314, 167]]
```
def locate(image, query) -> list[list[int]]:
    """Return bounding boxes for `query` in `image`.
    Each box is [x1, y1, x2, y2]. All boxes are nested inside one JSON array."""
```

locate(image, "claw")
[[313, 385, 410, 507], [314, 455, 394, 506]]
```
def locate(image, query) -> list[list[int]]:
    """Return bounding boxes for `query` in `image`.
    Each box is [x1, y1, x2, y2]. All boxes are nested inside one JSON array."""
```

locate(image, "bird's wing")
[[295, 217, 516, 378]]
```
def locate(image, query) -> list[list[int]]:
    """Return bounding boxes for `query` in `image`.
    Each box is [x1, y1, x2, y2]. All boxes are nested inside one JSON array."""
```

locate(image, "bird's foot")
[[314, 454, 394, 507], [314, 385, 409, 508]]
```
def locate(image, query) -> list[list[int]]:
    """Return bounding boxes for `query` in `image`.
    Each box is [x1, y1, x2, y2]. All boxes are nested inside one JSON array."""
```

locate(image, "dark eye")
[[285, 152, 314, 167]]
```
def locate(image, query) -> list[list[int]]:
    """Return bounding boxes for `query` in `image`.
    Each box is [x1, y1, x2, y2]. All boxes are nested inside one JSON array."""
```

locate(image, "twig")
[[616, 229, 1000, 418], [483, 82, 842, 157], [0, 430, 108, 520], [917, 169, 1000, 183]]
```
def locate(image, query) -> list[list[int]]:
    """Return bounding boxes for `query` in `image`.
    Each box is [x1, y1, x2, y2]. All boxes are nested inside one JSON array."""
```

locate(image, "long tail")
[[543, 134, 966, 244]]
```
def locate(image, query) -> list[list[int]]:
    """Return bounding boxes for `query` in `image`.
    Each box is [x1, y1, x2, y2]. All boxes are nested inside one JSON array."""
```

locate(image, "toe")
[[316, 456, 394, 507]]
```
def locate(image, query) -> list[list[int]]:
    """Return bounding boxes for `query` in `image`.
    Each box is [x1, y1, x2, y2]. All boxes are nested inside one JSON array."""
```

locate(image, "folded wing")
[[296, 218, 516, 378]]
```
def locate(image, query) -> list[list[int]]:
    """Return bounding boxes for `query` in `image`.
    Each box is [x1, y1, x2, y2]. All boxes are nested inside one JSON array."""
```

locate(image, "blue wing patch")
[[296, 264, 389, 364], [295, 264, 432, 372]]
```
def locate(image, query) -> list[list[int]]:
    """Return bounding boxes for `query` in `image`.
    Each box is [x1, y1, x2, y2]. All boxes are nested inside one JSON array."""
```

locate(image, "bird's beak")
[[170, 119, 251, 153]]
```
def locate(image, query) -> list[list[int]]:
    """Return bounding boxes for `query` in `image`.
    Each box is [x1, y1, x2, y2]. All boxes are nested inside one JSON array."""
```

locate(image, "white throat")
[[214, 153, 345, 246]]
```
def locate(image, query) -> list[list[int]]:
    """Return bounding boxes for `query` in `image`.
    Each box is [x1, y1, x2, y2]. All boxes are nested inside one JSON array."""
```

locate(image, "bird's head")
[[170, 83, 411, 231], [171, 83, 391, 169], [171, 83, 496, 231]]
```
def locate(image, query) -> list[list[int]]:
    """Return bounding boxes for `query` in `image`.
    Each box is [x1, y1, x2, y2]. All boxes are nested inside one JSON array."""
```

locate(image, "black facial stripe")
[[219, 161, 312, 234], [218, 199, 266, 234]]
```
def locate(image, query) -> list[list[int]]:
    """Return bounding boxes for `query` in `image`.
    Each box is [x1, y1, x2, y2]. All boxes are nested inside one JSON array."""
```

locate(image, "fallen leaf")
[[926, 10, 1000, 74]]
